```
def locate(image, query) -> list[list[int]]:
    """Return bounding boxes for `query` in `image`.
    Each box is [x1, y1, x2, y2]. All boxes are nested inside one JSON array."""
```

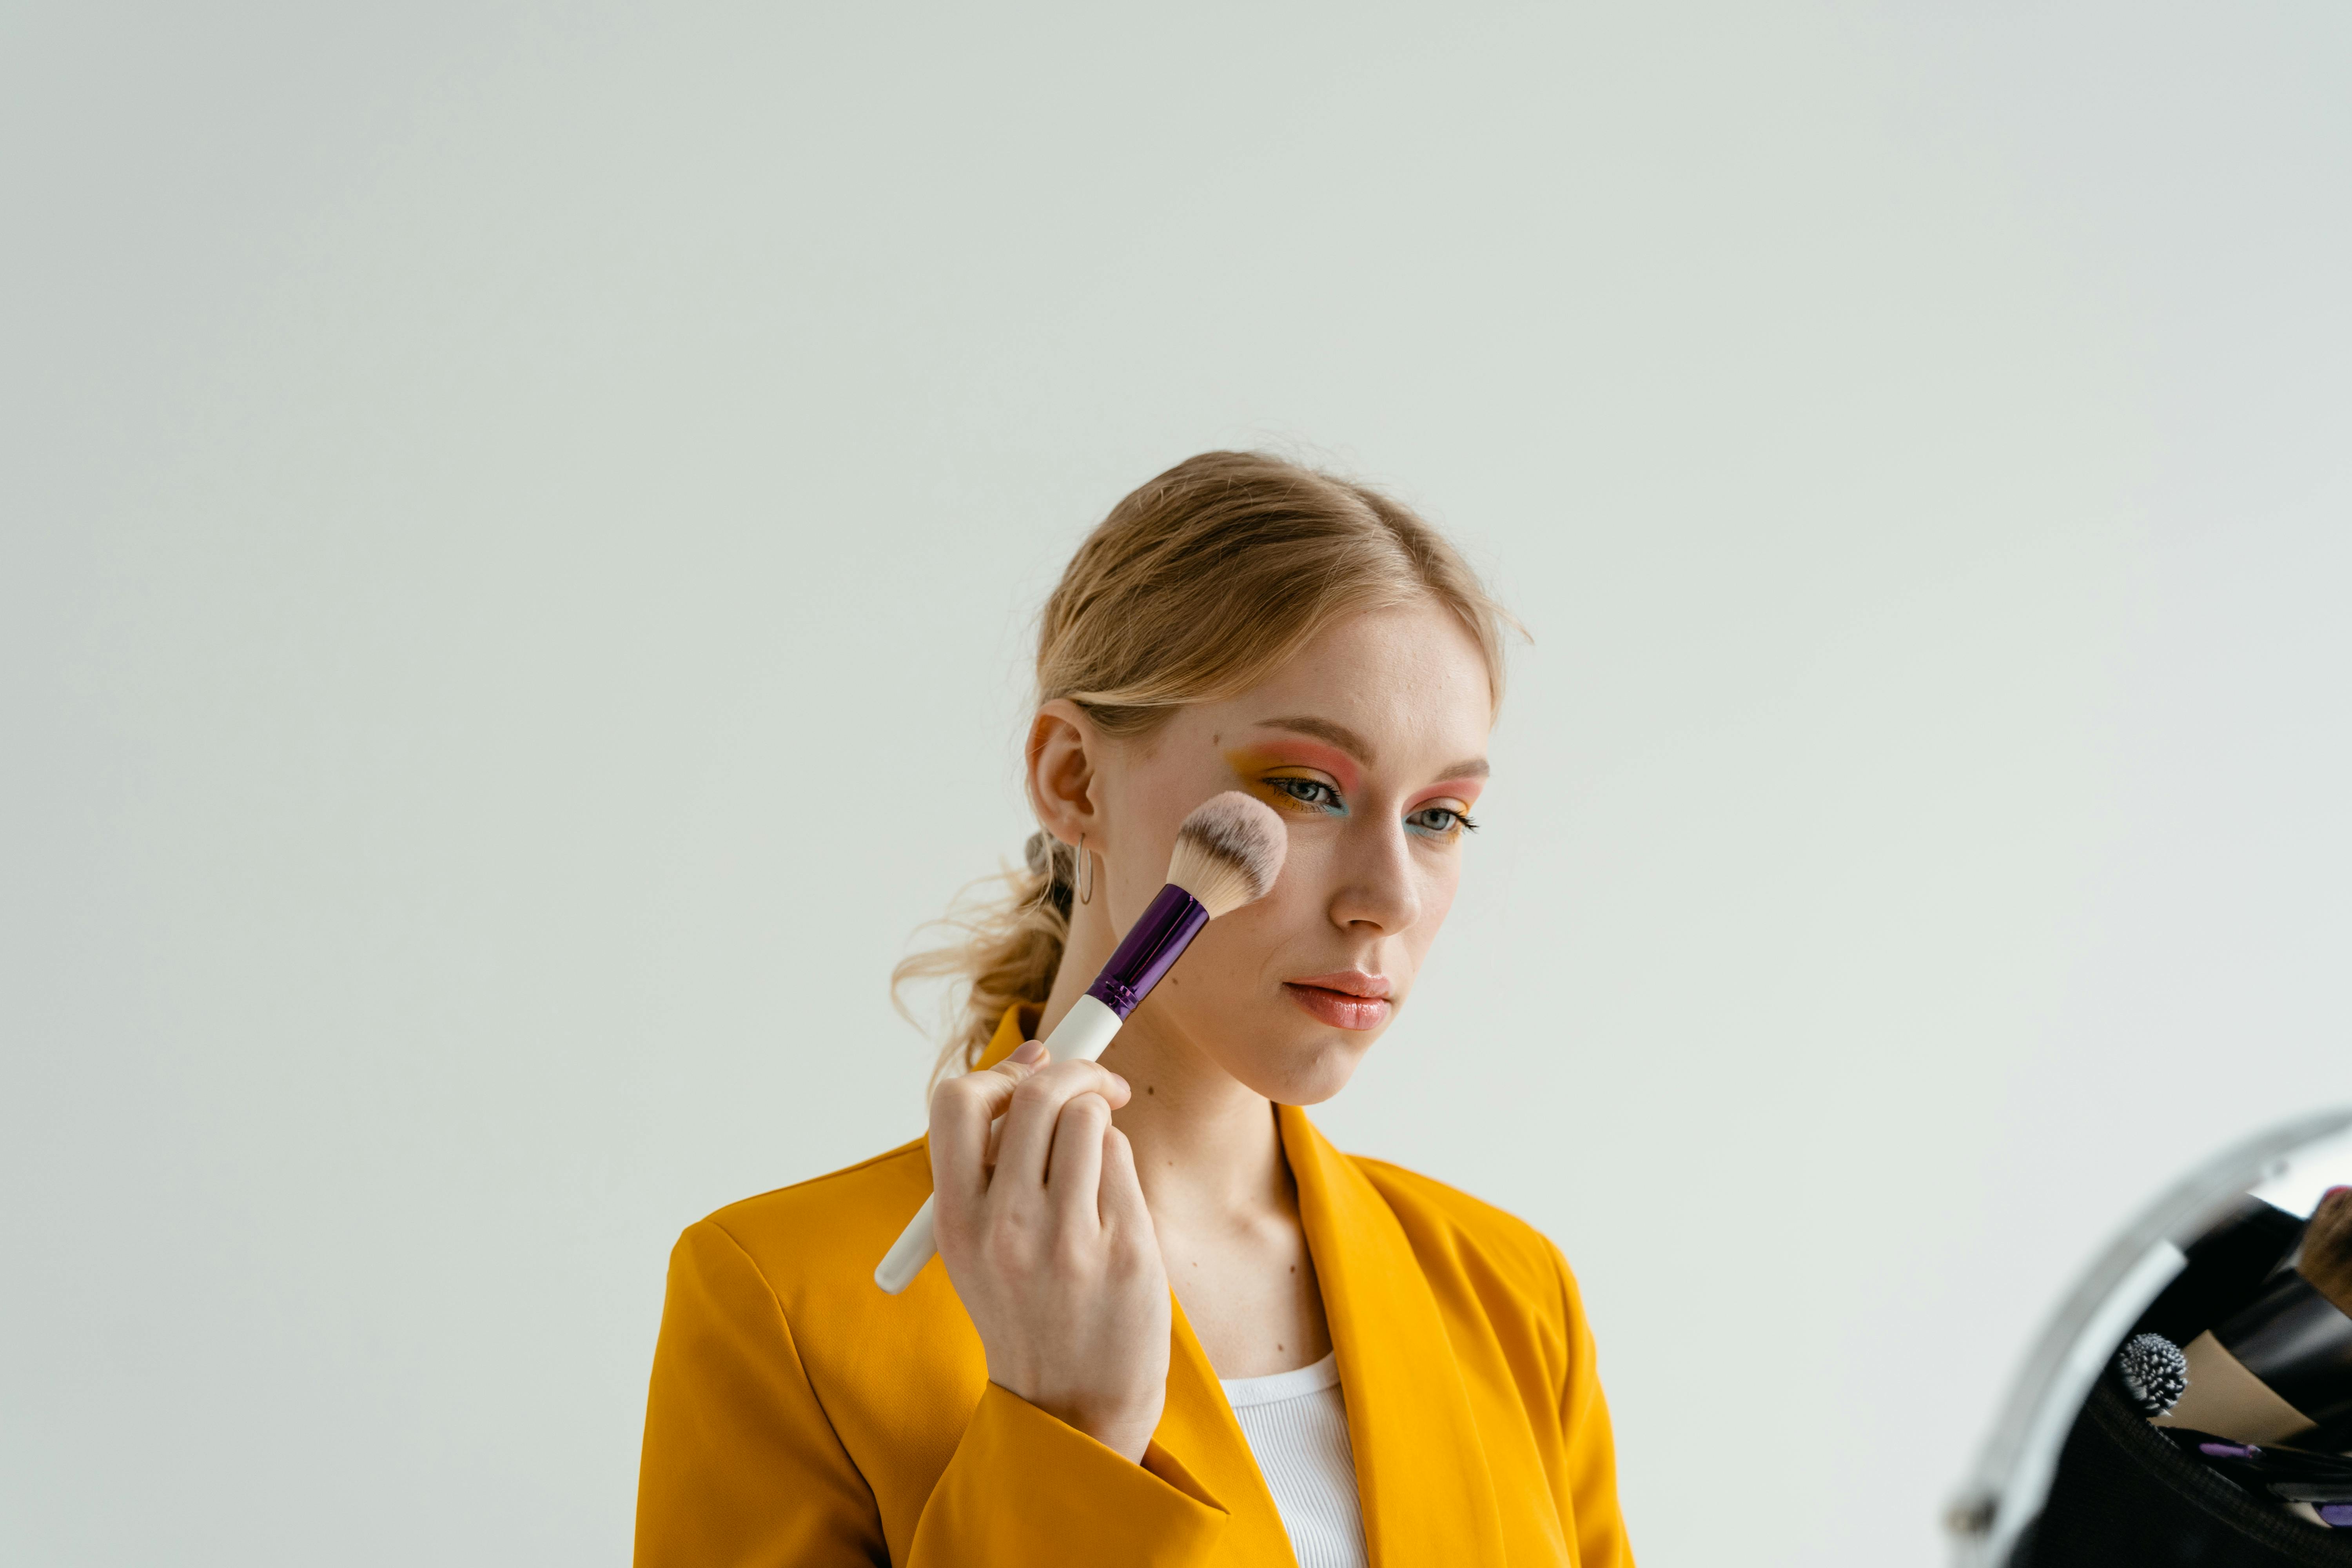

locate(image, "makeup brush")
[[2151, 1192, 2352, 1446], [2299, 1187, 2352, 1317], [874, 791, 1287, 1295]]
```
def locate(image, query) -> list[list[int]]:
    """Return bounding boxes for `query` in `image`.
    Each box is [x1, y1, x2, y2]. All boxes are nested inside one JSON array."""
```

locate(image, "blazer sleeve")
[[635, 1219, 1231, 1568], [910, 1387, 1230, 1566], [1548, 1239, 1635, 1568], [635, 1220, 886, 1566]]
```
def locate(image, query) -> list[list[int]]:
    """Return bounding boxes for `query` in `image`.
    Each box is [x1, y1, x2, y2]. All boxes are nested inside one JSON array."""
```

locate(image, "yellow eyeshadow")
[[1222, 748, 1322, 814]]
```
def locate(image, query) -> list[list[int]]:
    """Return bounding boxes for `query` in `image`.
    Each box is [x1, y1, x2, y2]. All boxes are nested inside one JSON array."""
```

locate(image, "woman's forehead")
[[1221, 607, 1492, 749]]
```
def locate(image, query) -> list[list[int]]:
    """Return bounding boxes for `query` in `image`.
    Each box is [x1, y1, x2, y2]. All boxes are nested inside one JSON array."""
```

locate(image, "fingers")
[[978, 1043, 1047, 1174], [1046, 1093, 1110, 1233], [927, 1045, 1051, 1214], [992, 1059, 1132, 1194], [1095, 1123, 1154, 1243]]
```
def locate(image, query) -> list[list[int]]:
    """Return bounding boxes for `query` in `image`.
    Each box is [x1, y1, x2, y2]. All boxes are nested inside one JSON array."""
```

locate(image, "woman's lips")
[[1281, 976, 1393, 1031]]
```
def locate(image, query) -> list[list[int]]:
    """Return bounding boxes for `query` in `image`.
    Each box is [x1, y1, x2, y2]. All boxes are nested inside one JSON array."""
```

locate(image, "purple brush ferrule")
[[1084, 883, 1210, 1019]]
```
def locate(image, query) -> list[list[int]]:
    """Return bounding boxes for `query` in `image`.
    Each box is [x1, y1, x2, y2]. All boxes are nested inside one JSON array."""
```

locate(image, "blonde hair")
[[893, 451, 1515, 1084]]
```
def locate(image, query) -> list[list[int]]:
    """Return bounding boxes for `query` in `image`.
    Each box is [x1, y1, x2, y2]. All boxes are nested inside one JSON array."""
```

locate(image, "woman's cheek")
[[1181, 896, 1275, 983], [1411, 864, 1462, 947]]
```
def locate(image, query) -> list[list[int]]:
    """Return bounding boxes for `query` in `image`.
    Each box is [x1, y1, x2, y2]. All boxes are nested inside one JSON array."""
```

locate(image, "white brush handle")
[[873, 995, 1125, 1294]]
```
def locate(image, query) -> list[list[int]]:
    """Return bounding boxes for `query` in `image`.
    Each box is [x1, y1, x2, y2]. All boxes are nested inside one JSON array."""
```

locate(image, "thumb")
[[989, 1038, 1050, 1082]]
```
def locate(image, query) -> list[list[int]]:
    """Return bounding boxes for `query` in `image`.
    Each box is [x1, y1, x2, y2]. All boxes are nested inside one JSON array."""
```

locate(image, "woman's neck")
[[1037, 932, 1289, 1227], [1037, 907, 1328, 1377]]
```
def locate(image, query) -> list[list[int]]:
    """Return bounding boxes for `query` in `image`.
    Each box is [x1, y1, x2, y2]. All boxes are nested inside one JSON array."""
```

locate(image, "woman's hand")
[[927, 1042, 1171, 1463]]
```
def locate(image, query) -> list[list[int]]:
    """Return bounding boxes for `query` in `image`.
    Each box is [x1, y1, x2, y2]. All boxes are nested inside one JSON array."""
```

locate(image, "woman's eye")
[[1408, 806, 1477, 837], [1268, 777, 1341, 811]]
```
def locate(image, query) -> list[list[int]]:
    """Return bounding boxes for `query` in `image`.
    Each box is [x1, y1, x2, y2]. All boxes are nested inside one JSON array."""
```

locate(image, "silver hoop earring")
[[1075, 835, 1094, 906]]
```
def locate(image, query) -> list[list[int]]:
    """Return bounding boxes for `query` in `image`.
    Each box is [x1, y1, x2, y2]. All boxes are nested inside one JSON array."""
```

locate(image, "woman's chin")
[[1232, 1021, 1379, 1107]]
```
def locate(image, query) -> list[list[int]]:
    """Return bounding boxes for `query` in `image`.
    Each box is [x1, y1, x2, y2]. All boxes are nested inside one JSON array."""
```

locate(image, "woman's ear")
[[1025, 699, 1103, 851]]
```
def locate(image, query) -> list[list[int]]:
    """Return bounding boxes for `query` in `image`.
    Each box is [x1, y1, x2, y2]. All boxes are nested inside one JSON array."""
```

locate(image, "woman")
[[634, 452, 1633, 1567]]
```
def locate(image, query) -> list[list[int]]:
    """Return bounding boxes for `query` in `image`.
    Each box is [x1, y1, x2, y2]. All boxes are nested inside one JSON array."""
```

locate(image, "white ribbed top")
[[1218, 1352, 1368, 1568]]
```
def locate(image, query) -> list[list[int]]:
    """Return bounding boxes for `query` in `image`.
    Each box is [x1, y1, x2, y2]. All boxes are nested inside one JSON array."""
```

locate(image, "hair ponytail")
[[892, 451, 1515, 1087]]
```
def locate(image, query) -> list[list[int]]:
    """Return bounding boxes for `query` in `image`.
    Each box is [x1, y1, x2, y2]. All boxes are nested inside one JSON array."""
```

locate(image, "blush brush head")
[[1165, 791, 1287, 918]]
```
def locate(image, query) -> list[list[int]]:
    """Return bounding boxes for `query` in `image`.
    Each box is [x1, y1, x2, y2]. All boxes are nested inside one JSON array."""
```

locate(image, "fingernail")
[[1109, 1073, 1129, 1093], [2325, 1185, 2351, 1200], [1010, 1040, 1045, 1065]]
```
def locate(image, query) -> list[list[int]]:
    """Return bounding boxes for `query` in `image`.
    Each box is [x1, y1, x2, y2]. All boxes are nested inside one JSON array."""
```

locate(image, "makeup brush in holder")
[[2153, 1186, 2352, 1448], [874, 791, 1287, 1295]]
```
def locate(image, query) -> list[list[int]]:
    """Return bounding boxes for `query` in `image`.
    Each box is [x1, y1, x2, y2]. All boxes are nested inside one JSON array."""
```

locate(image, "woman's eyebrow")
[[1254, 715, 1375, 763], [1251, 717, 1490, 785]]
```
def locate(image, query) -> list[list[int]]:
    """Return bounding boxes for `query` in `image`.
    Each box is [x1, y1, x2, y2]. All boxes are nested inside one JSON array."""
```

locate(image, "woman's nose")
[[1328, 820, 1422, 934]]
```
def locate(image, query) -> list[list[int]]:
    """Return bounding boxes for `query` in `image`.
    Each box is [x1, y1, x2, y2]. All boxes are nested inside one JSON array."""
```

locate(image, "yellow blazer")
[[635, 1007, 1633, 1566]]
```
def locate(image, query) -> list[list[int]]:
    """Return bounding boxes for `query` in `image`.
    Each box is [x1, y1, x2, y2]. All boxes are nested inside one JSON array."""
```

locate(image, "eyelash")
[[1264, 777, 1479, 838], [1411, 806, 1479, 838]]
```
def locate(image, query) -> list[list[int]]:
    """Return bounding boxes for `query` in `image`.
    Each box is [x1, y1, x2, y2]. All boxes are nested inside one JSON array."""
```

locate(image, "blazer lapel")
[[1280, 1105, 1510, 1568], [1152, 1298, 1299, 1563]]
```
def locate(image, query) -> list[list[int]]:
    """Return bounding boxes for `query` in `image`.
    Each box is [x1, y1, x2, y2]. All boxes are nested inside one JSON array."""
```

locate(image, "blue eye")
[[1408, 806, 1477, 838], [1268, 777, 1344, 813]]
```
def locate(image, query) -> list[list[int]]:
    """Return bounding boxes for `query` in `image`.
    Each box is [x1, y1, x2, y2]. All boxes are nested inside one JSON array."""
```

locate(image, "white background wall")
[[5, 5, 2349, 1564]]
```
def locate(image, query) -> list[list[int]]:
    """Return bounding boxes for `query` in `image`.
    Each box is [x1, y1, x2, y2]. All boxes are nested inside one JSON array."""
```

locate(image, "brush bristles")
[[1166, 792, 1287, 919]]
